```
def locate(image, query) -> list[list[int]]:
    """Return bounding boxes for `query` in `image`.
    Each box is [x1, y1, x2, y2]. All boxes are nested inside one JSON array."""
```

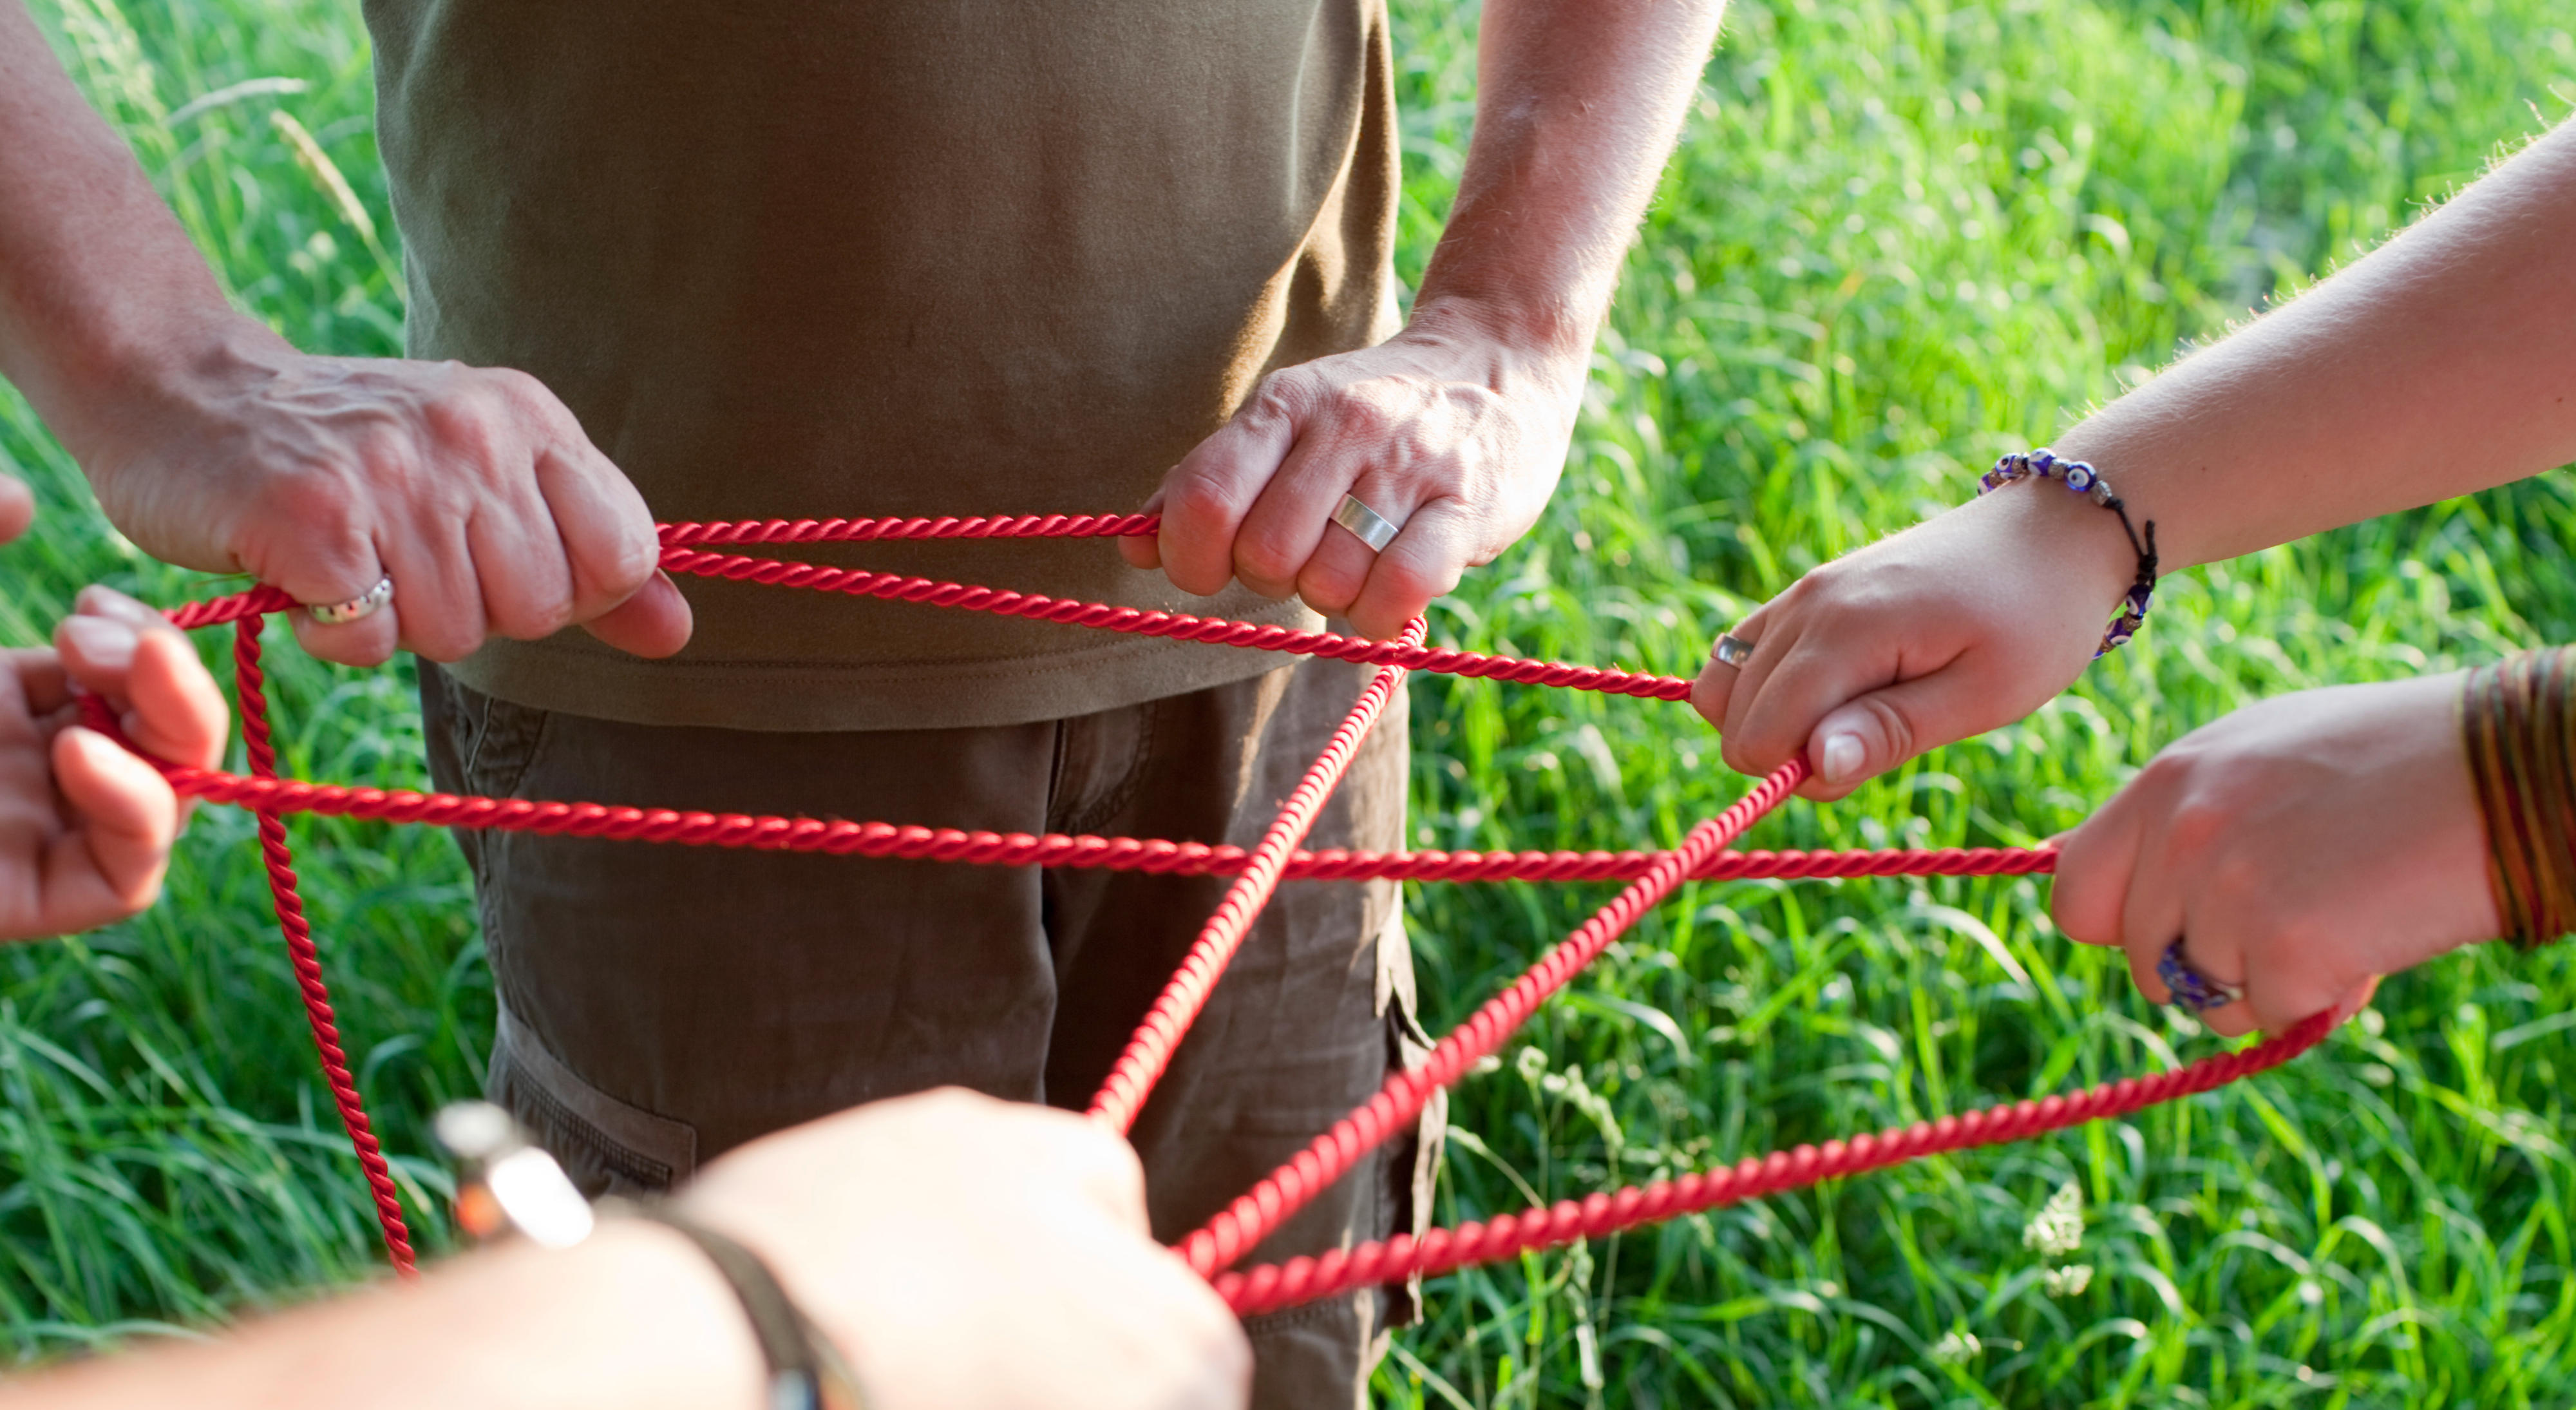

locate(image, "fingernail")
[[1819, 731, 1866, 784], [60, 614, 138, 671]]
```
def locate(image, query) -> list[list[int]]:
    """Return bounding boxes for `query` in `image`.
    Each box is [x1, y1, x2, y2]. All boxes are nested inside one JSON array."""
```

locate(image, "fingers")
[[284, 552, 404, 667], [56, 595, 229, 770], [1116, 491, 1166, 571], [535, 436, 683, 653], [1155, 385, 1300, 598], [468, 457, 578, 643], [1341, 498, 1473, 641], [1794, 667, 1996, 801], [121, 631, 229, 769], [2050, 786, 2147, 951], [1689, 598, 1778, 738], [580, 570, 695, 659], [1043, 1114, 1153, 1235], [0, 473, 32, 546], [47, 725, 182, 925]]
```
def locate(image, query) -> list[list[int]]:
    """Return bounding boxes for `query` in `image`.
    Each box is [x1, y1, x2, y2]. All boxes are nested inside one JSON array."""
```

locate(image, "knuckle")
[[1231, 529, 1303, 589], [1162, 472, 1240, 531], [2161, 794, 2231, 860], [1247, 369, 1312, 424], [1323, 384, 1401, 441], [422, 390, 515, 468], [1376, 554, 1454, 607], [265, 473, 362, 540], [1850, 694, 1918, 764]]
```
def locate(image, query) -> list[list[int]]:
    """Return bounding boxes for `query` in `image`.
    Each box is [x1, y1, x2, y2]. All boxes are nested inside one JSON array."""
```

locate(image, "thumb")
[[0, 473, 32, 546], [579, 570, 694, 659], [1117, 490, 1166, 571], [1801, 667, 1996, 800]]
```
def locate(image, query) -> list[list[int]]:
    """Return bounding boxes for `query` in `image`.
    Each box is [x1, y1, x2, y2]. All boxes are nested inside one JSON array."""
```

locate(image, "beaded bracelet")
[[1976, 448, 2161, 658]]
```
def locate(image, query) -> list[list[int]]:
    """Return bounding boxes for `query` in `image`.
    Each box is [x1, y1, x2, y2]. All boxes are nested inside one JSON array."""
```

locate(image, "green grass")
[[5, 0, 2576, 1403]]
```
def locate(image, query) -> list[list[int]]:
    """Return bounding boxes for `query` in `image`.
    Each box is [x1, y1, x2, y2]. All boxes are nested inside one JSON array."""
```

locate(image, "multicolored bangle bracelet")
[[1977, 448, 2161, 658]]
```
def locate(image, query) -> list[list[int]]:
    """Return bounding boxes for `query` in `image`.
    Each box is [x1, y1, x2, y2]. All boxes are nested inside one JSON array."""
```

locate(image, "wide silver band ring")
[[2156, 938, 2244, 1013], [1712, 633, 1757, 669], [1331, 493, 1403, 553], [307, 575, 395, 625]]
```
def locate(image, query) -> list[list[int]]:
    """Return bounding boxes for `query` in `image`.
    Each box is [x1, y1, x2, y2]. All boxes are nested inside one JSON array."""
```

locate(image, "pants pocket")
[[1379, 973, 1446, 1331], [489, 997, 699, 1197]]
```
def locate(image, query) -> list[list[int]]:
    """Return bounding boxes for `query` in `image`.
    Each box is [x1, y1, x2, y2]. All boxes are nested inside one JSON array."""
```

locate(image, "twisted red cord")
[[656, 546, 1693, 700], [1089, 620, 1425, 1134], [229, 620, 419, 1276], [659, 513, 1160, 546], [122, 514, 2326, 1304], [1179, 759, 1812, 1277], [138, 756, 2065, 883], [1214, 1009, 2334, 1316], [164, 525, 1691, 700]]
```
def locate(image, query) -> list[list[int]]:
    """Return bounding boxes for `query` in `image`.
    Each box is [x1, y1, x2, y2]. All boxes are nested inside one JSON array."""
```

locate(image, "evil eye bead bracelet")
[[1977, 448, 2161, 658]]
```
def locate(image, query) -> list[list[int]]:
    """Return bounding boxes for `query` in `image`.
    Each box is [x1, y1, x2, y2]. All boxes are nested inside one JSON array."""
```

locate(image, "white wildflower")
[[2022, 1180, 2084, 1259], [1930, 1330, 1981, 1366], [2041, 1264, 2094, 1298]]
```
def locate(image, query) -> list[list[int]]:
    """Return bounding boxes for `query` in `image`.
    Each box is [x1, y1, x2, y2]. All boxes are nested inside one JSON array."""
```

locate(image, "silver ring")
[[1712, 633, 1757, 669], [306, 575, 394, 625], [2156, 938, 2244, 1013], [1331, 493, 1402, 553]]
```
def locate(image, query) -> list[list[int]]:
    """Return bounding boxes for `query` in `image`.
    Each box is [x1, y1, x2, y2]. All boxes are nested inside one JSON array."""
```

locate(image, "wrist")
[[1402, 290, 1597, 370], [1962, 464, 2143, 615], [48, 309, 290, 472]]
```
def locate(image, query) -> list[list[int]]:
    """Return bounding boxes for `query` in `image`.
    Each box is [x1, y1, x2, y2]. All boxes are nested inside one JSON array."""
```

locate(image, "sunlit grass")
[[5, 0, 2575, 1404]]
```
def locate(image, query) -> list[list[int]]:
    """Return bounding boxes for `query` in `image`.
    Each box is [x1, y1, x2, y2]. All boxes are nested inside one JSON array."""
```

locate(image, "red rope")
[[658, 512, 1161, 546], [105, 513, 2326, 1311], [1215, 1010, 2334, 1315], [1180, 759, 1810, 1276], [1089, 620, 1425, 1133], [229, 620, 419, 1275], [656, 546, 1694, 700], [131, 759, 2063, 882]]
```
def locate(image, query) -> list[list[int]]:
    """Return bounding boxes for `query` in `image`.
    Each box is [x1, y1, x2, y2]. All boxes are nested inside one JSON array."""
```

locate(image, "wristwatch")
[[435, 1103, 869, 1410]]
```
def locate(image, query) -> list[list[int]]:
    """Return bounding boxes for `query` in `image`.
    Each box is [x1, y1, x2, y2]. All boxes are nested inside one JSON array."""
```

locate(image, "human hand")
[[1121, 301, 1585, 642], [1692, 481, 2141, 799], [0, 567, 229, 942], [2052, 673, 2496, 1037], [77, 321, 690, 668], [679, 1089, 1249, 1410]]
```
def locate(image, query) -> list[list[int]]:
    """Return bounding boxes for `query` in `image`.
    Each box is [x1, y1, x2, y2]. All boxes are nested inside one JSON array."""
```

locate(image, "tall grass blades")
[[3, 0, 2575, 1404]]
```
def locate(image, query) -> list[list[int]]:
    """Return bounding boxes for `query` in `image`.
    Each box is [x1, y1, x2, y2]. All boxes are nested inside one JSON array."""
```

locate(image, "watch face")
[[487, 1147, 598, 1250]]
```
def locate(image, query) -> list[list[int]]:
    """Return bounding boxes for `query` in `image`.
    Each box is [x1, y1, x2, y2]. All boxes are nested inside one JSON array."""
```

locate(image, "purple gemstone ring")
[[2156, 939, 2244, 1013]]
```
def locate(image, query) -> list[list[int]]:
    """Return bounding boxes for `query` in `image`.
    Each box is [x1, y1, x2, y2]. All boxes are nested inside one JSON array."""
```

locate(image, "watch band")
[[620, 1203, 869, 1410], [437, 1101, 867, 1410]]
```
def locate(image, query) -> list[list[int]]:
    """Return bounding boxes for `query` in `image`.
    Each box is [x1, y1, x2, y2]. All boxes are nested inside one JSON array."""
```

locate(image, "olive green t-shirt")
[[363, 1, 1400, 731]]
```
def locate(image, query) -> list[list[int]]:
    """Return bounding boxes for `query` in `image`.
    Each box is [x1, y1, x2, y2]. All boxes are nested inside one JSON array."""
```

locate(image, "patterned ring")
[[1331, 494, 1403, 553], [306, 575, 394, 625], [1712, 634, 1757, 669], [2156, 938, 2244, 1013]]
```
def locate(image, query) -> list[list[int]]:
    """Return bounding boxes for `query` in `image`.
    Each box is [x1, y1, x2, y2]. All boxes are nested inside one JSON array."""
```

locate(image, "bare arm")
[[0, 3, 688, 666], [1700, 118, 2576, 794], [0, 3, 234, 457], [0, 1092, 1247, 1410], [2053, 119, 2576, 569], [1132, 0, 1727, 639]]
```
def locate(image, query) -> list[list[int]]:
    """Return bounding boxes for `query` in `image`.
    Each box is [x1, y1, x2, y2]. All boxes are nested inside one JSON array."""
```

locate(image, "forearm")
[[0, 3, 272, 465], [1411, 0, 1725, 354], [2053, 117, 2576, 573], [0, 1224, 767, 1410]]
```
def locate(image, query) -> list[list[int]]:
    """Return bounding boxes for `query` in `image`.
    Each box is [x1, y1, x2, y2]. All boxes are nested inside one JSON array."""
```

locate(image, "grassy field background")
[[5, 0, 2576, 1404]]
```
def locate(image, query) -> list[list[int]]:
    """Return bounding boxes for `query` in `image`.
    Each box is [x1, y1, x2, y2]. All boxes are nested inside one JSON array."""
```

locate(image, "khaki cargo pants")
[[421, 653, 1440, 1409]]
